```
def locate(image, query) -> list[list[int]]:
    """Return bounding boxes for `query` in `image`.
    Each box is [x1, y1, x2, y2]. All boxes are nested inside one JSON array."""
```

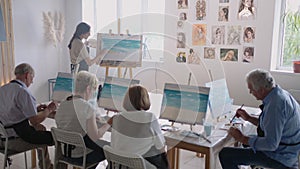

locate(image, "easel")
[[103, 28, 134, 79]]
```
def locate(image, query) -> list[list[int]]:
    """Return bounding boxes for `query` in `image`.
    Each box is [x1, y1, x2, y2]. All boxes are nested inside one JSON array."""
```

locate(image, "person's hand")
[[228, 127, 243, 141], [37, 104, 47, 112], [107, 116, 114, 126], [48, 111, 56, 118], [47, 102, 57, 112], [235, 108, 250, 121]]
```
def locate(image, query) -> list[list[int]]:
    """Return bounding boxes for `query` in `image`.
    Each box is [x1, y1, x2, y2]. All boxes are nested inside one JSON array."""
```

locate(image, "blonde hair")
[[123, 85, 151, 111], [75, 71, 98, 93]]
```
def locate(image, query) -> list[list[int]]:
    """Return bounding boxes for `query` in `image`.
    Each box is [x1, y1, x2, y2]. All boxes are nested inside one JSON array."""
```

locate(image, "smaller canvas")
[[52, 72, 74, 102], [98, 76, 140, 112], [160, 83, 210, 125]]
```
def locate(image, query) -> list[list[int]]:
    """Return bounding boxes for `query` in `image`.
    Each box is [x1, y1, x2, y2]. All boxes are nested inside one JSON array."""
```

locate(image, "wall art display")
[[238, 0, 257, 20], [176, 51, 187, 63], [192, 24, 207, 45], [220, 48, 238, 61], [187, 48, 201, 64], [177, 32, 186, 48], [212, 25, 225, 45], [243, 26, 255, 43], [204, 47, 216, 59], [227, 25, 241, 45], [242, 46, 254, 63], [178, 0, 188, 9], [218, 6, 229, 22]]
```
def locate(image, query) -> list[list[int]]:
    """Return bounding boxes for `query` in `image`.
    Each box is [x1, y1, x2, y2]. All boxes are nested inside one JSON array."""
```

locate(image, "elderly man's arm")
[[29, 102, 56, 126]]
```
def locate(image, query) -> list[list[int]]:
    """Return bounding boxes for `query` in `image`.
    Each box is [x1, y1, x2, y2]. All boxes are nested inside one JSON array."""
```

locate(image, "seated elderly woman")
[[111, 85, 169, 169], [55, 71, 113, 169]]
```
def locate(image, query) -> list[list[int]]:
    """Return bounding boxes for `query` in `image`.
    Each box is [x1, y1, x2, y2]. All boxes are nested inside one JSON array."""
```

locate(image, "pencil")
[[230, 104, 244, 124]]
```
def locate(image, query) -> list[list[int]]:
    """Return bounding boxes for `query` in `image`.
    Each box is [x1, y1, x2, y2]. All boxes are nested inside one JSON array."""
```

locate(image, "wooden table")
[[165, 129, 235, 169]]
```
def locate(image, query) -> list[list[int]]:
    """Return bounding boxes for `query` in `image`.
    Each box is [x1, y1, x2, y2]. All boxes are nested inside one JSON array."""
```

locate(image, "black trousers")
[[12, 120, 53, 145]]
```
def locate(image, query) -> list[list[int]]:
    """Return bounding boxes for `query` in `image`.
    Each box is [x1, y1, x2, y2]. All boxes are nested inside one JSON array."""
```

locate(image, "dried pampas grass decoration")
[[43, 11, 65, 47]]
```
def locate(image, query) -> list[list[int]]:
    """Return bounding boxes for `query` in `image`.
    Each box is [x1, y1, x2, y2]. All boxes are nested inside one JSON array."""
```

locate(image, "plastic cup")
[[204, 122, 213, 137]]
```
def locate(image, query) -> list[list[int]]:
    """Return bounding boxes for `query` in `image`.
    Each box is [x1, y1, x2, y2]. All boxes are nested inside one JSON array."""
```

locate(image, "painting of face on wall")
[[179, 12, 187, 21], [188, 48, 201, 64], [178, 0, 188, 9], [192, 24, 207, 46], [219, 0, 229, 3], [204, 47, 216, 59], [242, 46, 254, 63], [177, 32, 186, 48], [176, 51, 187, 63], [212, 26, 225, 45], [243, 27, 255, 43], [220, 48, 238, 61], [227, 26, 241, 45], [218, 6, 229, 22], [195, 0, 207, 20], [237, 0, 257, 20]]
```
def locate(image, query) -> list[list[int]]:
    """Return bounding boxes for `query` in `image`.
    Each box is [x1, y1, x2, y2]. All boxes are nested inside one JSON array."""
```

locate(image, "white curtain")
[[0, 0, 14, 86]]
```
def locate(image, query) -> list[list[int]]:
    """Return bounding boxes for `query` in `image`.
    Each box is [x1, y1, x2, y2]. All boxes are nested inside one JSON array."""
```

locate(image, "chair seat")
[[59, 156, 99, 168]]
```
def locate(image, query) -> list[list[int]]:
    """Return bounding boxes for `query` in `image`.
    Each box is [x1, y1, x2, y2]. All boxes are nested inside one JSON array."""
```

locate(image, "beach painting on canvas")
[[97, 33, 143, 67]]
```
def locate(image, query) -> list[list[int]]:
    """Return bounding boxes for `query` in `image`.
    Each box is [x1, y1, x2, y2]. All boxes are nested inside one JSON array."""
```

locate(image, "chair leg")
[[24, 152, 28, 169], [41, 148, 46, 169]]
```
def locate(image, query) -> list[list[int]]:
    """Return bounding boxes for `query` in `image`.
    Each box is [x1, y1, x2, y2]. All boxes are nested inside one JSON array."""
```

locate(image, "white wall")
[[11, 0, 300, 107]]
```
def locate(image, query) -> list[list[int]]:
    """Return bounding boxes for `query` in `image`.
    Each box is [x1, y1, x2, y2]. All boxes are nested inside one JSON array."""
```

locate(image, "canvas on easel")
[[96, 33, 143, 68], [52, 72, 74, 102]]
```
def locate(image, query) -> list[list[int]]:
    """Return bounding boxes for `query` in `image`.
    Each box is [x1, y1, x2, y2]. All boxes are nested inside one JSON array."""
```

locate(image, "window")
[[274, 0, 300, 71], [83, 0, 165, 62]]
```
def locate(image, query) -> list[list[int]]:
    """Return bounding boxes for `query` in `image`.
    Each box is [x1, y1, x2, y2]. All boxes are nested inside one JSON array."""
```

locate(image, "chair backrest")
[[103, 145, 156, 169], [51, 127, 88, 168], [0, 123, 8, 139]]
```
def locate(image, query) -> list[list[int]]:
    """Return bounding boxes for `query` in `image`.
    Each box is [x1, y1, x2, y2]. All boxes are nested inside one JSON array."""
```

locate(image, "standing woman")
[[68, 22, 101, 73]]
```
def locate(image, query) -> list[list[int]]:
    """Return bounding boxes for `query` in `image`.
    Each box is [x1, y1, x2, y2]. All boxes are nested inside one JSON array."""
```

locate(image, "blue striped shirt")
[[248, 85, 300, 168]]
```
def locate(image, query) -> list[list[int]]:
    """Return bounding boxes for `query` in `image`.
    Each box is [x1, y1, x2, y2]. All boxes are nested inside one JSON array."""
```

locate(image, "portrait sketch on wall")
[[242, 46, 254, 63], [179, 12, 187, 21], [237, 0, 257, 20], [218, 6, 229, 22], [219, 0, 229, 3], [220, 48, 238, 62], [176, 51, 187, 63], [177, 21, 184, 30], [204, 47, 216, 59], [243, 27, 255, 43], [212, 26, 225, 45], [192, 24, 207, 46], [227, 26, 241, 45], [178, 0, 188, 9], [188, 48, 201, 64], [195, 0, 207, 21], [177, 32, 186, 48]]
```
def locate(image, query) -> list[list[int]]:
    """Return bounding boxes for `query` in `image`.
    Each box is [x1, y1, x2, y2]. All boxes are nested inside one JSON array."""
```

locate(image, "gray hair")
[[246, 69, 275, 91], [75, 71, 98, 93], [14, 63, 34, 76]]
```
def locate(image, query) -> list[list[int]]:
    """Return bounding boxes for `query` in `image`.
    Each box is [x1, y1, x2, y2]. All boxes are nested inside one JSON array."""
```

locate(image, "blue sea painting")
[[162, 89, 209, 113], [53, 76, 73, 92], [101, 83, 128, 101], [102, 38, 141, 53]]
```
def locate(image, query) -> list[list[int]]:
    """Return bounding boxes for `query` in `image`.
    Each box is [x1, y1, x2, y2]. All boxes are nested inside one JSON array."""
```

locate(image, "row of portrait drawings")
[[176, 47, 255, 64], [178, 0, 257, 21], [177, 25, 255, 47]]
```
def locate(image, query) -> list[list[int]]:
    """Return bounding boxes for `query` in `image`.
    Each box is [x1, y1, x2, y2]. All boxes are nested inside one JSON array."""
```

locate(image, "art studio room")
[[0, 0, 299, 169]]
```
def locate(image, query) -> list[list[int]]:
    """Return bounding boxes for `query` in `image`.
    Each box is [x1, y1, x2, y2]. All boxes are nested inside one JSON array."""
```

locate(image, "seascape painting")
[[97, 33, 143, 67], [52, 72, 74, 102]]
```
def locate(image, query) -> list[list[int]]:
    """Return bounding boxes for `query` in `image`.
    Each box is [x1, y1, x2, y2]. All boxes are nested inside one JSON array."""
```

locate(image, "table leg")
[[31, 149, 36, 168], [167, 147, 176, 169], [205, 152, 210, 169], [175, 148, 180, 169]]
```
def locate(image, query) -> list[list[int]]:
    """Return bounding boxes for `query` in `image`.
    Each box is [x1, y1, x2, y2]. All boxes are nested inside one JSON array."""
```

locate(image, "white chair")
[[103, 145, 157, 169], [51, 127, 99, 169], [0, 123, 46, 169]]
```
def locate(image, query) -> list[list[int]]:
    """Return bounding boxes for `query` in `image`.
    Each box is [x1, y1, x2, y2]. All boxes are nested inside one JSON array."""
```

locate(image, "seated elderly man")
[[0, 63, 56, 169], [219, 69, 300, 169]]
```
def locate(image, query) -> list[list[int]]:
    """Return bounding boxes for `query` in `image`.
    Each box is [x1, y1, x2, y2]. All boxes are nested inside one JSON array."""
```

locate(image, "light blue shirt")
[[0, 80, 37, 137], [248, 85, 300, 168]]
